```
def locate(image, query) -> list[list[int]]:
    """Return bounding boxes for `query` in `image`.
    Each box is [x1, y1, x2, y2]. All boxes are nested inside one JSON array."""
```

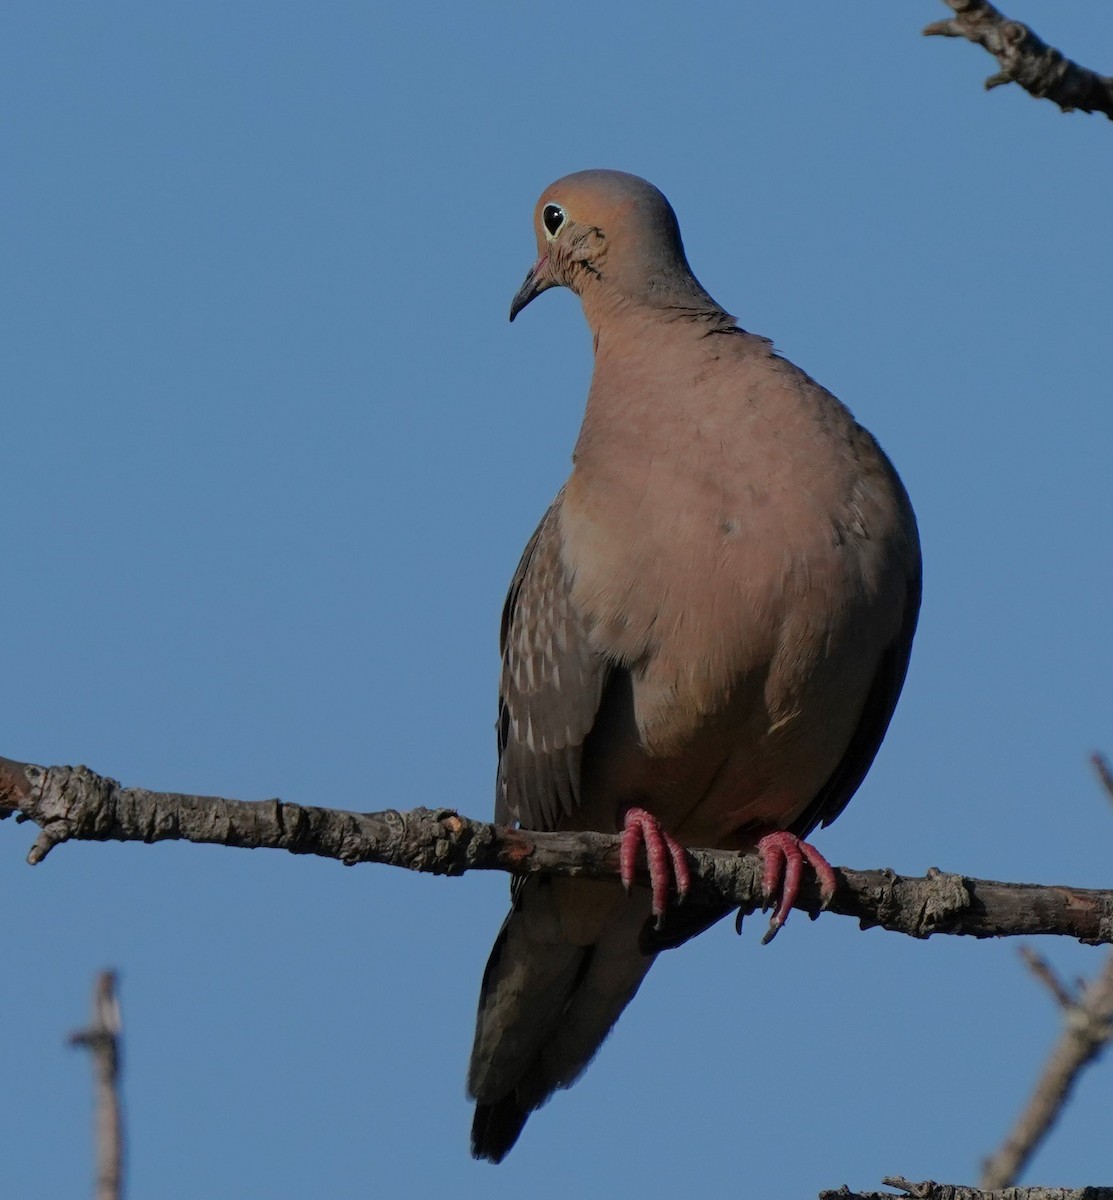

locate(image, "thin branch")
[[822, 1180, 1113, 1200], [1092, 753, 1113, 808], [977, 755, 1113, 1189], [69, 971, 125, 1200], [1021, 946, 1076, 1010], [979, 950, 1113, 1188], [3, 755, 1113, 944], [923, 0, 1113, 120]]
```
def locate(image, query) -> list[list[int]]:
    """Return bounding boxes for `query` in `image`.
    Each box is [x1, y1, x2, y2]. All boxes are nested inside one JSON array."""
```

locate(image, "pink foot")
[[756, 831, 838, 944], [619, 806, 691, 928]]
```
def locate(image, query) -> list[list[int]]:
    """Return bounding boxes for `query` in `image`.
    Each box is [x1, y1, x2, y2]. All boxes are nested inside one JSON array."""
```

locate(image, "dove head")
[[509, 170, 722, 326]]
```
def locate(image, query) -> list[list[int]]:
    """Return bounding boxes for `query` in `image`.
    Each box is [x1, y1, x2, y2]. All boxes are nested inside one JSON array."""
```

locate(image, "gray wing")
[[794, 568, 922, 839], [495, 490, 611, 831]]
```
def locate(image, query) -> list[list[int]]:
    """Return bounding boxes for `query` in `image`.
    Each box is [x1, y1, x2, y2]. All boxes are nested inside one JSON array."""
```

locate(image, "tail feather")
[[468, 876, 656, 1161], [471, 1096, 529, 1164]]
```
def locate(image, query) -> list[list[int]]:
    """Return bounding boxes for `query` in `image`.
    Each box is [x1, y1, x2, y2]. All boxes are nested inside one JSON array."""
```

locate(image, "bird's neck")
[[577, 272, 734, 342], [581, 286, 737, 351]]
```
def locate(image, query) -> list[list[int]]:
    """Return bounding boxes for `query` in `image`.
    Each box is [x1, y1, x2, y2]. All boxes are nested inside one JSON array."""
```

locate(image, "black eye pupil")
[[542, 204, 565, 236]]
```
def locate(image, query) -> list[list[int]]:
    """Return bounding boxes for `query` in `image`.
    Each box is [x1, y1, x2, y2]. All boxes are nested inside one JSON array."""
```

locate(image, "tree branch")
[[69, 971, 125, 1200], [1019, 945, 1077, 1011], [822, 1179, 1113, 1200], [923, 0, 1113, 120], [979, 758, 1113, 1188], [979, 951, 1113, 1189], [3, 754, 1113, 944]]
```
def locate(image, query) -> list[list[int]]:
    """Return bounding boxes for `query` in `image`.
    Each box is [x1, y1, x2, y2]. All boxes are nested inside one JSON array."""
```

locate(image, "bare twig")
[[69, 971, 125, 1200], [923, 0, 1113, 120], [977, 756, 1113, 1188], [3, 755, 1113, 944], [822, 1179, 1113, 1200], [1021, 946, 1077, 1010], [979, 950, 1113, 1187], [1092, 754, 1113, 807]]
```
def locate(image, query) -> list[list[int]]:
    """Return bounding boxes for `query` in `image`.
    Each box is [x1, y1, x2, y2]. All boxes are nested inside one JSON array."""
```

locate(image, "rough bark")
[[4, 755, 1113, 944], [924, 0, 1113, 120], [823, 1181, 1113, 1200]]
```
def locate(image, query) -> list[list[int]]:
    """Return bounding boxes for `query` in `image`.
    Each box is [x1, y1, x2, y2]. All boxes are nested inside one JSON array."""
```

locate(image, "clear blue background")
[[4, 3, 1112, 1196]]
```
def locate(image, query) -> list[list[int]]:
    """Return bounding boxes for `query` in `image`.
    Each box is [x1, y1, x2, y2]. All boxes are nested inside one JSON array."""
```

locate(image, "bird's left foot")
[[619, 806, 690, 928], [755, 832, 837, 945]]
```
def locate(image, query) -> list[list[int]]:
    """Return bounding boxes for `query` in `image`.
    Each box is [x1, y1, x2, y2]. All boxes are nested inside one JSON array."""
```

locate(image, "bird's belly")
[[612, 666, 873, 848], [559, 444, 908, 849], [570, 577, 892, 850]]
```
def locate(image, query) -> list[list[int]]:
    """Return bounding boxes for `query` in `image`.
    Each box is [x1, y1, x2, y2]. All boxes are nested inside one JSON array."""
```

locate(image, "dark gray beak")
[[509, 255, 551, 322]]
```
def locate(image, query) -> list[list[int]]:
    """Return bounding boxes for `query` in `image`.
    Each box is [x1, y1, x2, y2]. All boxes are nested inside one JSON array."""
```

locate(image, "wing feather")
[[495, 491, 611, 832]]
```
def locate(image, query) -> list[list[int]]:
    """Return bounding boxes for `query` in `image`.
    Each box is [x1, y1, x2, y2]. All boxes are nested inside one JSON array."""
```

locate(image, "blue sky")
[[4, 3, 1112, 1196]]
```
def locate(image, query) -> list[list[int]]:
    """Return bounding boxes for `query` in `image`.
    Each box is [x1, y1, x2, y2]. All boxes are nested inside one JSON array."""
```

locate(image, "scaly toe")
[[755, 831, 836, 943], [620, 806, 689, 927]]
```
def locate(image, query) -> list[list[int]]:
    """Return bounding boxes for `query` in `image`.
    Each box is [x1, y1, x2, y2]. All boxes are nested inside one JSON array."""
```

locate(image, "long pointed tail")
[[467, 875, 656, 1162]]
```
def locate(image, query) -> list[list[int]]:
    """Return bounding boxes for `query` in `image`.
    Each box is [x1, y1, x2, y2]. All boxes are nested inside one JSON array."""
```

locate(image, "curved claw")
[[619, 806, 691, 928], [756, 831, 837, 944]]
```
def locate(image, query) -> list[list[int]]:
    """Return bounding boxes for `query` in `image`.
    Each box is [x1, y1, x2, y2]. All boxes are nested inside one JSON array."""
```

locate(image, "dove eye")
[[542, 203, 566, 239]]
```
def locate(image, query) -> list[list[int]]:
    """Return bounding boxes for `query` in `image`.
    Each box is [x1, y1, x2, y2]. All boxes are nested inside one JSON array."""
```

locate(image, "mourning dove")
[[467, 170, 920, 1162]]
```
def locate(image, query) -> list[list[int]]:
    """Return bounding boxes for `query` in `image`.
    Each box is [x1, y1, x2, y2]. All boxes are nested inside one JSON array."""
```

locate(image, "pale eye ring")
[[542, 203, 566, 240]]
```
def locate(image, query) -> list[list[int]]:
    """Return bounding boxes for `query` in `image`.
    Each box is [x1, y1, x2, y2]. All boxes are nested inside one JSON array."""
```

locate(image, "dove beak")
[[509, 255, 552, 322]]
